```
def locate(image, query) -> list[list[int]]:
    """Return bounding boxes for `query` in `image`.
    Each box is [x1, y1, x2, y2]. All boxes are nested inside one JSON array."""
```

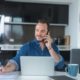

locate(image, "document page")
[[0, 71, 19, 79]]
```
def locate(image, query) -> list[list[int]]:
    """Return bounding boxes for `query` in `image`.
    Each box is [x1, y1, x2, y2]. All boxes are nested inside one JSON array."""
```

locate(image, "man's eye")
[[42, 31, 45, 33]]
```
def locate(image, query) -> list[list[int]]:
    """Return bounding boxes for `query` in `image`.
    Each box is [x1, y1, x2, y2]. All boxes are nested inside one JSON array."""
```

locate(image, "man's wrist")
[[48, 47, 52, 51]]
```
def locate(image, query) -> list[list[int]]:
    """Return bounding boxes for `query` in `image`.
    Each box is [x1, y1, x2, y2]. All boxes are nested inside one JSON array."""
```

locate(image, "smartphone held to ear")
[[41, 36, 48, 43], [39, 32, 50, 43]]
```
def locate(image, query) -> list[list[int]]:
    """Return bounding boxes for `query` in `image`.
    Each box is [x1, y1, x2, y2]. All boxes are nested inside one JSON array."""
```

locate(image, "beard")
[[36, 37, 43, 42], [36, 35, 43, 40], [36, 36, 46, 42]]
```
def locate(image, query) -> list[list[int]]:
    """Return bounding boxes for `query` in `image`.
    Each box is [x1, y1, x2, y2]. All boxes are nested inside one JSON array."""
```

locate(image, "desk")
[[0, 71, 80, 80]]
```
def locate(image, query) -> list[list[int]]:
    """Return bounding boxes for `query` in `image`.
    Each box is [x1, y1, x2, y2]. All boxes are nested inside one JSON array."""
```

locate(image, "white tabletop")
[[0, 71, 80, 80]]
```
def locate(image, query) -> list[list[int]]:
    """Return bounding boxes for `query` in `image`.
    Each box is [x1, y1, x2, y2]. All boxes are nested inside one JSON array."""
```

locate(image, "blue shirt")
[[12, 39, 64, 70]]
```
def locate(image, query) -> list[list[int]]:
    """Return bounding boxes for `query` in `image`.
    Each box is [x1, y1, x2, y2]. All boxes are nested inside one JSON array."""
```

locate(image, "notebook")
[[20, 56, 54, 76], [50, 75, 75, 80]]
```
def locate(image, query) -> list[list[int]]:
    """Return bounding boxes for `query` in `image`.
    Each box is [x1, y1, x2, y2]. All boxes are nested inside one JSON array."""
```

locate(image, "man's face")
[[35, 23, 48, 41]]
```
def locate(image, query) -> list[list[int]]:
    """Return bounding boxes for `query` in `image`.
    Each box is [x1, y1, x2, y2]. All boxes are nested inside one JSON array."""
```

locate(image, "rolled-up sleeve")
[[52, 42, 64, 69], [8, 59, 19, 71], [55, 55, 64, 69]]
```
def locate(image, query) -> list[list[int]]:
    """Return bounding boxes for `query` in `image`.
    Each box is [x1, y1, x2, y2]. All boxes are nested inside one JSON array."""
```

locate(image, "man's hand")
[[43, 33, 61, 63], [0, 62, 16, 74], [0, 66, 7, 73], [44, 32, 53, 50]]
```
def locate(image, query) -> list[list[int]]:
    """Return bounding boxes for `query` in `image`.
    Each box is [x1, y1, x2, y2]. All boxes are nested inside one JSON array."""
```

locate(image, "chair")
[[70, 49, 80, 64], [70, 49, 80, 73]]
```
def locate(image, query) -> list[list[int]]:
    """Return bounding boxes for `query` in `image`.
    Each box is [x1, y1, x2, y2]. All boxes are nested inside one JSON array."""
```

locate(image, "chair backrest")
[[70, 49, 80, 64], [70, 49, 80, 73]]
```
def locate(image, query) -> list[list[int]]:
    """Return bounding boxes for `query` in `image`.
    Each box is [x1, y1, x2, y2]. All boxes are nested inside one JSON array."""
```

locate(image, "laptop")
[[20, 56, 54, 76]]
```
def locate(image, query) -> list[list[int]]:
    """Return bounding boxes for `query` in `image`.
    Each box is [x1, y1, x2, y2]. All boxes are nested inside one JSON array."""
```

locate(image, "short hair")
[[37, 18, 50, 31]]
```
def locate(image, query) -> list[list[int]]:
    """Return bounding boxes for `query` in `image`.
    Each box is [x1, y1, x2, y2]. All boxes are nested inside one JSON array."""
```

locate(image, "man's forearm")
[[48, 47, 60, 63]]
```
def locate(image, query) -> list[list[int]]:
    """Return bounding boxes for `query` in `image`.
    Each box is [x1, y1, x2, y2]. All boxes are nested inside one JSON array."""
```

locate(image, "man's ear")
[[47, 31, 50, 35], [47, 31, 49, 35], [46, 31, 48, 35]]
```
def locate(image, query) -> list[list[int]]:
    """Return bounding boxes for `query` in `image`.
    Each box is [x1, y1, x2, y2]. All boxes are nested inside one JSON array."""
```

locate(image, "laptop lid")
[[20, 56, 54, 76]]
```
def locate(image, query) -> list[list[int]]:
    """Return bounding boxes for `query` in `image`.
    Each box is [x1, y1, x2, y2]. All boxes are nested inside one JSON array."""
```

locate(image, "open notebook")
[[50, 75, 75, 80]]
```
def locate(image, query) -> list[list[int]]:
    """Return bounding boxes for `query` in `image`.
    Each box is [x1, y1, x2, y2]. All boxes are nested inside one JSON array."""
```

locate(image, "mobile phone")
[[41, 31, 49, 43]]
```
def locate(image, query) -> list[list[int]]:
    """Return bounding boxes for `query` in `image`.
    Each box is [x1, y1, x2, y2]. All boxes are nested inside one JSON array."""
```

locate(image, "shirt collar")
[[33, 39, 47, 49], [33, 39, 40, 46]]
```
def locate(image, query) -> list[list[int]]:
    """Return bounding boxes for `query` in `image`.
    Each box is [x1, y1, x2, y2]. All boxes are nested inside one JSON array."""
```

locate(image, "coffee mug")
[[65, 64, 79, 77]]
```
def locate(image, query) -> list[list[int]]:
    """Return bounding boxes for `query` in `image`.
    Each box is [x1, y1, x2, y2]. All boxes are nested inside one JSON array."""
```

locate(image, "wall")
[[77, 0, 80, 48], [65, 0, 80, 49]]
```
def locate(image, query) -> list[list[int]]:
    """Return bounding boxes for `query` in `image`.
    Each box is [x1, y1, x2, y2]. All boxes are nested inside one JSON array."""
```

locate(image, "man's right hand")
[[0, 66, 6, 73], [0, 62, 16, 74]]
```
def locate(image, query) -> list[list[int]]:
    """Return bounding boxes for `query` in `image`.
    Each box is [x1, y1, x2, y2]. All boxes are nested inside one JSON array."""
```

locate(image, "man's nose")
[[37, 31, 42, 35]]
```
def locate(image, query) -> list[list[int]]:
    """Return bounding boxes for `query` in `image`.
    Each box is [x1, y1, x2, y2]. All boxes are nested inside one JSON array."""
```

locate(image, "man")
[[0, 19, 64, 73]]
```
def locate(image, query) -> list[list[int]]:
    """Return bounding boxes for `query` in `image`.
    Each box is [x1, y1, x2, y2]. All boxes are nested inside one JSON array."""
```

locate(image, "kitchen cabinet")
[[0, 2, 69, 24]]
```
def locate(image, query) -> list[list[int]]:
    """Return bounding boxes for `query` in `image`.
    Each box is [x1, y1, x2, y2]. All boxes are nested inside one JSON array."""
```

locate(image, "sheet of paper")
[[18, 76, 52, 80], [0, 71, 19, 79]]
